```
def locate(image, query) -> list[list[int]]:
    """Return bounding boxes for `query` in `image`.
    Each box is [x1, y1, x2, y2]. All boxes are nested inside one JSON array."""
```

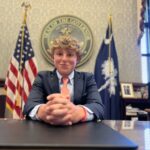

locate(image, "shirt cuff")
[[29, 104, 41, 120], [80, 105, 94, 121]]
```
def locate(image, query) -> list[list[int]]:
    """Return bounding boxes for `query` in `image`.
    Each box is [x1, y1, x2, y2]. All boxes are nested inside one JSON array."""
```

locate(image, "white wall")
[[0, 0, 142, 82]]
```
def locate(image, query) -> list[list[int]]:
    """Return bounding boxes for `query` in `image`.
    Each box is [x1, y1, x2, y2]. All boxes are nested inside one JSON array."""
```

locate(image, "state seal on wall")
[[41, 15, 93, 67]]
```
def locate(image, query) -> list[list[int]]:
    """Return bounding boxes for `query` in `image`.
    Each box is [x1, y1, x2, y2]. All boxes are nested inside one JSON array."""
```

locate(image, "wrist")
[[78, 106, 87, 122], [37, 104, 46, 120]]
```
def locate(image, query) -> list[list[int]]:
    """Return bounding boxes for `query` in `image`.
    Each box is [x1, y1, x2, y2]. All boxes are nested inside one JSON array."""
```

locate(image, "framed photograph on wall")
[[121, 83, 135, 98], [133, 83, 149, 99]]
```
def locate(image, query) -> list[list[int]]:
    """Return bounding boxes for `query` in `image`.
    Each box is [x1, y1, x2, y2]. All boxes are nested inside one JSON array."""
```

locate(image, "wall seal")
[[41, 15, 93, 67]]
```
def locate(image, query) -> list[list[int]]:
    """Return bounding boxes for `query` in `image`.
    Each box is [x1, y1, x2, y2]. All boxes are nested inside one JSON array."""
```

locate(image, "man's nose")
[[62, 54, 67, 60]]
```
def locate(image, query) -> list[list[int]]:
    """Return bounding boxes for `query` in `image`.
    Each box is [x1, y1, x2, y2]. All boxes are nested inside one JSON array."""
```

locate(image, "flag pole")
[[19, 2, 31, 119], [21, 2, 31, 59], [108, 15, 112, 77], [20, 3, 31, 66], [108, 15, 112, 119], [21, 2, 31, 24]]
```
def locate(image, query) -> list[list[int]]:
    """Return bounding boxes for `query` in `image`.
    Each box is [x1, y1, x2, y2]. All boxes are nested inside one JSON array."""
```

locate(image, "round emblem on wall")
[[41, 15, 93, 67]]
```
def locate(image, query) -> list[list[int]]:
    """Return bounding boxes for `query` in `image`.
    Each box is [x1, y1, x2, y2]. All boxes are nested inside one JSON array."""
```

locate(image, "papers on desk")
[[126, 105, 139, 116], [126, 105, 148, 121]]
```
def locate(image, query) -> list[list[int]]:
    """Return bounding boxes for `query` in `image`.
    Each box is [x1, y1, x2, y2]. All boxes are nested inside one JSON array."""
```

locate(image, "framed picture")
[[121, 120, 135, 130], [133, 83, 149, 99], [121, 83, 135, 98]]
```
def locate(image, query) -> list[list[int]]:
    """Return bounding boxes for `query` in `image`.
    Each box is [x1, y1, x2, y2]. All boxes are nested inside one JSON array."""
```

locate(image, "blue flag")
[[94, 19, 122, 120]]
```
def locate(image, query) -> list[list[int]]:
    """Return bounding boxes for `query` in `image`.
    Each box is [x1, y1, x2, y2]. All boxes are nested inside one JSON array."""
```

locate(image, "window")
[[140, 0, 150, 83]]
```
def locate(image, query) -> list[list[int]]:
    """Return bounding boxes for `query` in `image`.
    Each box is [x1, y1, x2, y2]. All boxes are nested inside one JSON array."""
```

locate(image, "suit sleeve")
[[23, 72, 47, 117], [83, 73, 104, 120]]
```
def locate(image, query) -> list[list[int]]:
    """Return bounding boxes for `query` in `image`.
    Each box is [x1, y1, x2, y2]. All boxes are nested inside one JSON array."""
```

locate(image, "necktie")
[[61, 77, 70, 99]]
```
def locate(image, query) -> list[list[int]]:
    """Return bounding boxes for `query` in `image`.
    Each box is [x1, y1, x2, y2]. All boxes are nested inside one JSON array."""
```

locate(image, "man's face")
[[53, 48, 78, 77]]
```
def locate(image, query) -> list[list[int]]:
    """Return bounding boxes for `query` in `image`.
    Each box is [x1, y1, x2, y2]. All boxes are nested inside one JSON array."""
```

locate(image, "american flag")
[[5, 23, 38, 119]]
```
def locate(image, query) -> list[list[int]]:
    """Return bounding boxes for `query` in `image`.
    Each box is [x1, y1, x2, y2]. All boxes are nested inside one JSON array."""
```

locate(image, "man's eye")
[[56, 53, 63, 56], [68, 53, 74, 57]]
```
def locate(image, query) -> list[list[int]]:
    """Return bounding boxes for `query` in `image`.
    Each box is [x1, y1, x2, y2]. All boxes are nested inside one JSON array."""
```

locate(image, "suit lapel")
[[74, 71, 83, 104], [48, 70, 60, 93]]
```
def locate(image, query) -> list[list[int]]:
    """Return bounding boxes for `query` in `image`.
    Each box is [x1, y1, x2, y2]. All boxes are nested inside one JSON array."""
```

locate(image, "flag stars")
[[25, 46, 28, 50], [13, 26, 34, 62], [16, 55, 19, 59], [24, 51, 27, 55], [28, 53, 31, 57]]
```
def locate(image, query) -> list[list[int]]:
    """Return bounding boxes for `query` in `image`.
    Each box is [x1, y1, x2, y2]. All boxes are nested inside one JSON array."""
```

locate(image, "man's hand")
[[37, 93, 85, 125]]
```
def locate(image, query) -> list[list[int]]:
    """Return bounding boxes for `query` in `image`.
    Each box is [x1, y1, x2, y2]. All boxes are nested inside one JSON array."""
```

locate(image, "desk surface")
[[0, 119, 137, 150], [104, 120, 150, 150]]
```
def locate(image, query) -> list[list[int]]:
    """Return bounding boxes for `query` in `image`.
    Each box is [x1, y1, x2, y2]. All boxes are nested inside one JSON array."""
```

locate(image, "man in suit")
[[23, 34, 104, 125]]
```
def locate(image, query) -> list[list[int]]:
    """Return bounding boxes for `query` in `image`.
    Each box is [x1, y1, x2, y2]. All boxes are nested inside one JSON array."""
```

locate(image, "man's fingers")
[[46, 104, 68, 115], [52, 108, 69, 116], [47, 97, 69, 106], [46, 114, 72, 126], [47, 93, 62, 101]]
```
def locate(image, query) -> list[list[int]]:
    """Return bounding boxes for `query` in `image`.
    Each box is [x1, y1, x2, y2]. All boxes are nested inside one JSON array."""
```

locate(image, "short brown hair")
[[48, 35, 82, 61]]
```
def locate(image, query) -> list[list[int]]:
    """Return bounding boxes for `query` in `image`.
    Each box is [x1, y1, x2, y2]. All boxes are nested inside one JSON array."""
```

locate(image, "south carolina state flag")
[[94, 18, 122, 120]]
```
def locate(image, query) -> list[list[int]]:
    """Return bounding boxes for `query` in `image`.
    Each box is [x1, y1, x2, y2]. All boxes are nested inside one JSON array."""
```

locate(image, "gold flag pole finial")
[[21, 2, 31, 24], [109, 14, 112, 22]]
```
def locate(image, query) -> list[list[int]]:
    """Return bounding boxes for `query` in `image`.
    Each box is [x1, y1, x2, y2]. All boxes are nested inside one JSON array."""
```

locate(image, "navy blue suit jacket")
[[23, 70, 104, 120]]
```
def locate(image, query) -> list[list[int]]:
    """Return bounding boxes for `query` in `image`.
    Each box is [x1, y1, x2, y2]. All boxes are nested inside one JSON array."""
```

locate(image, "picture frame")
[[121, 83, 135, 98], [121, 120, 135, 130], [133, 83, 149, 99]]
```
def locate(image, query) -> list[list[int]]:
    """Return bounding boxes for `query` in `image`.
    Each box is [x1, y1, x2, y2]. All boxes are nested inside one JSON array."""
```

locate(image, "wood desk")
[[0, 119, 137, 150]]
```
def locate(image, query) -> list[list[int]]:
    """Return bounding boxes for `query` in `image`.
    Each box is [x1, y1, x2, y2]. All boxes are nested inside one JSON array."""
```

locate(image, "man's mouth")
[[60, 64, 68, 67]]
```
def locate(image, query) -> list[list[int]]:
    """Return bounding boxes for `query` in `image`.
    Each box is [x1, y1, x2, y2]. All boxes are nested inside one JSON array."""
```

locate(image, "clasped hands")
[[37, 93, 85, 126]]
